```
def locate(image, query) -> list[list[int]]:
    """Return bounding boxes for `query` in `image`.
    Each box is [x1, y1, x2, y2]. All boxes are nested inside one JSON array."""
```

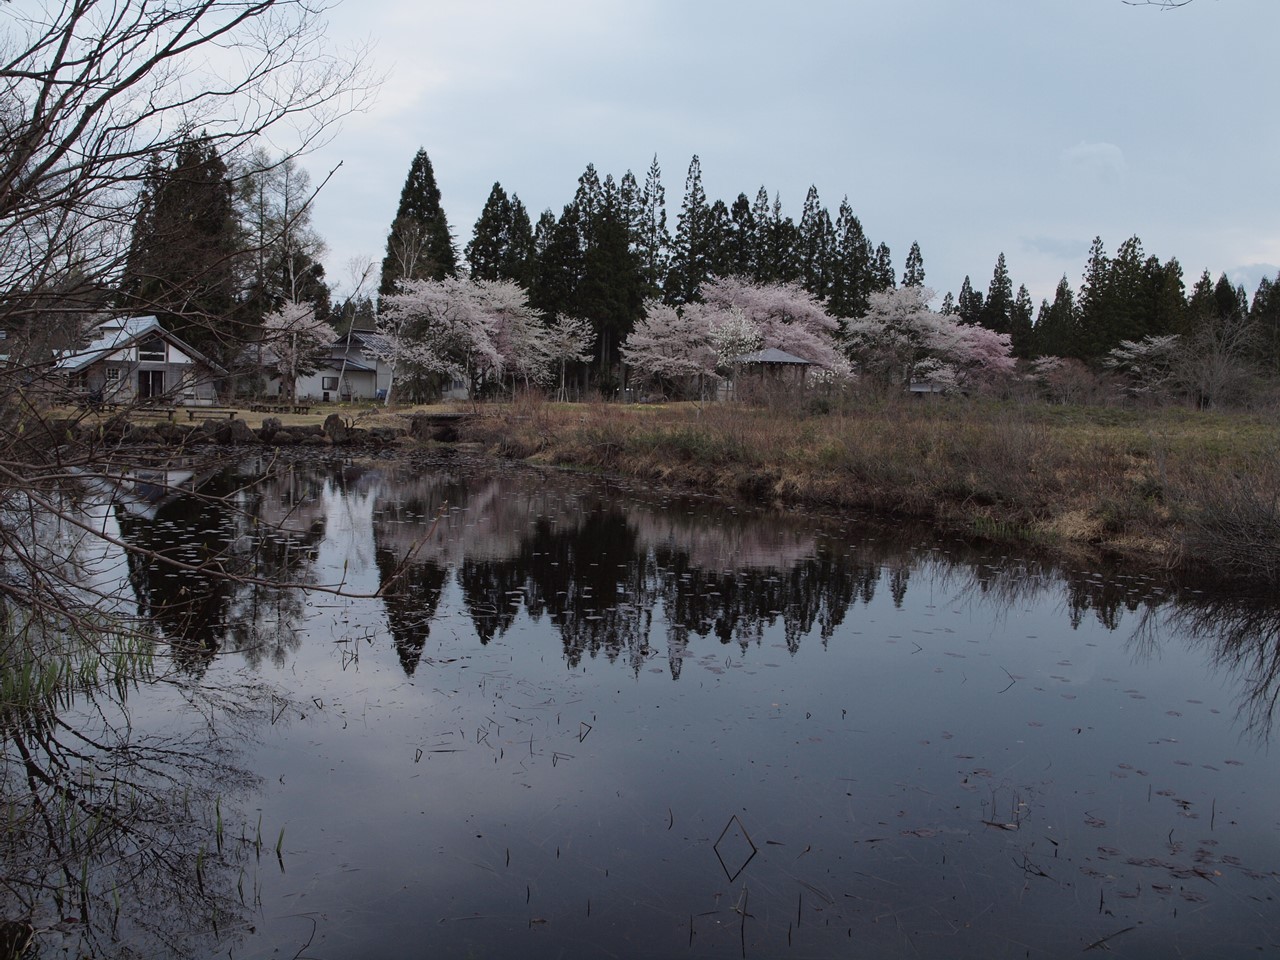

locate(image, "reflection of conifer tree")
[[375, 548, 447, 674], [458, 556, 525, 645], [889, 564, 910, 608]]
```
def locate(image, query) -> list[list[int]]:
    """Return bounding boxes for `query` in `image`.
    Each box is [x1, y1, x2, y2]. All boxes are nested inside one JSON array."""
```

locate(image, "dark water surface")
[[47, 454, 1280, 956]]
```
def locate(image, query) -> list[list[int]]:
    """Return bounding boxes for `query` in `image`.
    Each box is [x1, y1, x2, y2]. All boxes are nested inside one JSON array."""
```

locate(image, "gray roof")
[[738, 347, 812, 365], [55, 316, 227, 375]]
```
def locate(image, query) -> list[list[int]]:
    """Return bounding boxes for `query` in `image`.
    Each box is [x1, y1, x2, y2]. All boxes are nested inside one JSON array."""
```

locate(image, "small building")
[[275, 330, 393, 402], [54, 316, 225, 405], [720, 347, 812, 400]]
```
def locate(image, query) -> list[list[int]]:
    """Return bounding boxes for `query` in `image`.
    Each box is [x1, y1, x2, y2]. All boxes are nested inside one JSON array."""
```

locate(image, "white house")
[[262, 329, 393, 402], [55, 316, 225, 405]]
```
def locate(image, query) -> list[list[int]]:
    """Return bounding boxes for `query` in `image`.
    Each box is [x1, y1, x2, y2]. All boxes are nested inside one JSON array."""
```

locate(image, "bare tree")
[[0, 5, 373, 951], [0, 0, 373, 334]]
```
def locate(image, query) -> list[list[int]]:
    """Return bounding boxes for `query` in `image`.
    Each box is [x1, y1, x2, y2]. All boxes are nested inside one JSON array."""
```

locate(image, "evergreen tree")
[[667, 155, 711, 303], [122, 136, 241, 362], [465, 183, 535, 286], [1010, 284, 1034, 358], [872, 242, 895, 291], [466, 182, 514, 281], [1032, 275, 1078, 358], [748, 187, 773, 282], [577, 188, 644, 378], [902, 241, 925, 288], [705, 199, 734, 280], [1074, 236, 1111, 358], [379, 148, 457, 296], [727, 193, 756, 278], [1249, 274, 1280, 376], [980, 252, 1013, 334], [956, 276, 983, 325], [939, 291, 956, 316], [797, 185, 834, 300], [767, 196, 801, 285], [827, 197, 873, 319], [635, 156, 670, 298], [530, 204, 583, 322]]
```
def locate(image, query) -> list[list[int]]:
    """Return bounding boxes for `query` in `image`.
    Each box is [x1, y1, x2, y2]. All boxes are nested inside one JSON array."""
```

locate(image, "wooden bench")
[[187, 407, 238, 422], [249, 402, 312, 415]]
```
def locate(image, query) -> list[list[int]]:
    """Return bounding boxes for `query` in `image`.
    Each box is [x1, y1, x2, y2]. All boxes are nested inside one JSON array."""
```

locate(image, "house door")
[[138, 370, 164, 399]]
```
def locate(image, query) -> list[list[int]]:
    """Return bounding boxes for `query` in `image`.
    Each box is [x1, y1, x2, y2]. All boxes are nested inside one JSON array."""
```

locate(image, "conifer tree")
[[797, 186, 834, 300], [939, 291, 956, 315], [122, 136, 241, 362], [748, 187, 773, 282], [379, 148, 457, 296], [705, 199, 734, 280], [902, 242, 925, 288], [767, 196, 801, 285], [981, 252, 1014, 334], [1010, 284, 1034, 358], [1074, 236, 1111, 358], [1250, 274, 1280, 376], [872, 243, 895, 291], [667, 155, 711, 303], [727, 193, 756, 277], [466, 182, 514, 281], [827, 197, 873, 319], [1032, 276, 1078, 358], [636, 156, 670, 298], [466, 183, 534, 286], [956, 276, 983, 325]]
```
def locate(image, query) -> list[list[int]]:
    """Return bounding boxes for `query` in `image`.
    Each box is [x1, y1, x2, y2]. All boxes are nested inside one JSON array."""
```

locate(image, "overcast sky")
[[302, 0, 1277, 309]]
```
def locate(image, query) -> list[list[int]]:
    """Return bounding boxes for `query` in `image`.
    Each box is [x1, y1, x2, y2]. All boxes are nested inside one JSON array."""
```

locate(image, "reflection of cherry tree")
[[261, 299, 334, 401]]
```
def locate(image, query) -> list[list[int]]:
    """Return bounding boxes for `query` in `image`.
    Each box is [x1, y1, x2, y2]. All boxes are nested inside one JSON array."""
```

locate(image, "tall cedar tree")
[[1074, 236, 1111, 359], [635, 156, 670, 299], [122, 137, 241, 364], [902, 242, 925, 288], [873, 243, 895, 291], [981, 253, 1013, 334], [827, 198, 874, 319], [576, 172, 644, 375], [957, 276, 983, 325], [466, 182, 534, 285], [1250, 275, 1280, 376], [667, 155, 711, 303], [727, 193, 756, 278], [379, 149, 457, 296], [1032, 276, 1077, 358], [797, 186, 834, 300], [1010, 284, 1034, 358]]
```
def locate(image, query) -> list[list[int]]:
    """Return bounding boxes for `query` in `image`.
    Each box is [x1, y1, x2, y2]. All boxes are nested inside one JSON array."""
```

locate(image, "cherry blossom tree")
[[543, 315, 595, 401], [261, 299, 334, 402], [620, 300, 717, 398], [1103, 334, 1182, 398], [376, 277, 551, 403], [845, 285, 1015, 389], [689, 277, 849, 376]]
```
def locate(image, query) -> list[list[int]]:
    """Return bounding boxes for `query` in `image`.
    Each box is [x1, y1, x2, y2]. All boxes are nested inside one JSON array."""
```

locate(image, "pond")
[[5, 452, 1279, 958]]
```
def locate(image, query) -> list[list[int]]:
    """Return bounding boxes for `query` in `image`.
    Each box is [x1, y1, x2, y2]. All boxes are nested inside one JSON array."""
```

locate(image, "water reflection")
[[16, 451, 1280, 958], [110, 453, 1280, 737]]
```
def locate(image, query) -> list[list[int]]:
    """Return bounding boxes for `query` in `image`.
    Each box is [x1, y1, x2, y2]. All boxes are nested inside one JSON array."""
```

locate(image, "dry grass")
[[461, 394, 1280, 586]]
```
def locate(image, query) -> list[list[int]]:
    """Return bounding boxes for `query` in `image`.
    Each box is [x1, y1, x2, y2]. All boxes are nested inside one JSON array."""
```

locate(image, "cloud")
[[1061, 141, 1127, 183], [1020, 235, 1090, 261], [1227, 263, 1279, 296]]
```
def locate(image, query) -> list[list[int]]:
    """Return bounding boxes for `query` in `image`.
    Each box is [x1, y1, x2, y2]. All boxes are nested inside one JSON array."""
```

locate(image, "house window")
[[138, 337, 165, 362], [322, 376, 338, 391], [105, 367, 120, 382]]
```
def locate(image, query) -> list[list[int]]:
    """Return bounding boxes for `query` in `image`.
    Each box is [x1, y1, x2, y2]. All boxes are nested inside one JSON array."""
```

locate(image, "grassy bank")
[[460, 395, 1280, 590]]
